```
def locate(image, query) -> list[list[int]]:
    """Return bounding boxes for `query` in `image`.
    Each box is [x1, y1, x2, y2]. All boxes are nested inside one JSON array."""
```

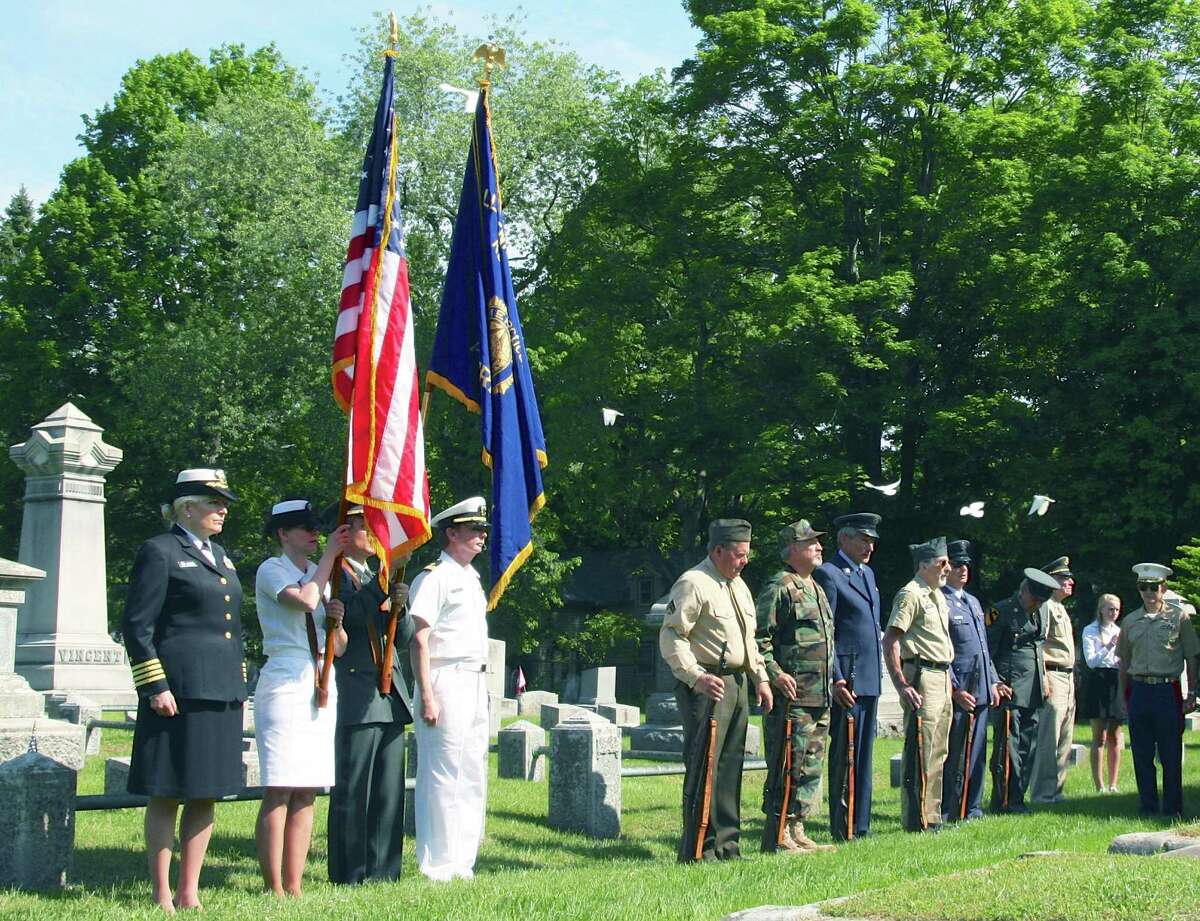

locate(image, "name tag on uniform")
[[450, 586, 464, 594], [177, 560, 198, 569]]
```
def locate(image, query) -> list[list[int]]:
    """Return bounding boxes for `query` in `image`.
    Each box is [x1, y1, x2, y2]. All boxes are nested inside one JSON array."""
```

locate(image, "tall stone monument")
[[10, 403, 134, 706]]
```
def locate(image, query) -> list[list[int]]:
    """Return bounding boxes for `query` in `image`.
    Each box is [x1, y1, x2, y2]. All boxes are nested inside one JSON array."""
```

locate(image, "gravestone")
[[541, 702, 588, 731], [106, 751, 261, 793], [486, 638, 517, 734], [876, 656, 904, 736], [498, 719, 546, 781], [518, 689, 557, 717], [579, 666, 616, 705], [10, 403, 134, 706], [548, 710, 621, 838], [0, 751, 76, 889], [0, 557, 85, 770]]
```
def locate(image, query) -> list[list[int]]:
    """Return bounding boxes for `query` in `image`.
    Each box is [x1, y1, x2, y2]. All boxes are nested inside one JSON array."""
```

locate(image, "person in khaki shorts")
[[1031, 556, 1077, 803], [884, 537, 954, 832]]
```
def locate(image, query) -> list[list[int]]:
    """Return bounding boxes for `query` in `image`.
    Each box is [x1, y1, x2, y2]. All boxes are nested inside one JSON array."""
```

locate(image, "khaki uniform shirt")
[[661, 556, 769, 688], [887, 578, 954, 664], [1041, 599, 1076, 669], [1117, 603, 1200, 678]]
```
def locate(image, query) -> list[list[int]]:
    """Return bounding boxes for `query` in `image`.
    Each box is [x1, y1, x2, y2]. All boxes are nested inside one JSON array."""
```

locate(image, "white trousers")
[[413, 663, 489, 880]]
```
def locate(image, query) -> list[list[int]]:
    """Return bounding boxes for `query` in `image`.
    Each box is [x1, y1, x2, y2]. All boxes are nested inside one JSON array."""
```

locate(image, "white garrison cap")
[[1132, 562, 1172, 582], [431, 496, 488, 529]]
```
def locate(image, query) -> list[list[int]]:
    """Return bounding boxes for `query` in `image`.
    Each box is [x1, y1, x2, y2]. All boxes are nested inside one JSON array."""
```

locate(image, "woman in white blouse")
[[254, 499, 349, 896], [1081, 593, 1124, 792]]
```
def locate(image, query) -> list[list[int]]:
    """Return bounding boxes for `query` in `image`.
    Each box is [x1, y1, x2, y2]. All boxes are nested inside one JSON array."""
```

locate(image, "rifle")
[[1002, 707, 1013, 810], [681, 641, 727, 862], [762, 713, 794, 851], [959, 708, 976, 820], [844, 653, 857, 841]]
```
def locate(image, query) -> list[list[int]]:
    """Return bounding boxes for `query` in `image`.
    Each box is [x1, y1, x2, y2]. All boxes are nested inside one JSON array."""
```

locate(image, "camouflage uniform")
[[756, 567, 835, 824]]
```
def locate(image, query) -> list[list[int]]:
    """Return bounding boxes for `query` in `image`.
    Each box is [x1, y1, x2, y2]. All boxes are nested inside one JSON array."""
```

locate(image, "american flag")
[[332, 54, 431, 575]]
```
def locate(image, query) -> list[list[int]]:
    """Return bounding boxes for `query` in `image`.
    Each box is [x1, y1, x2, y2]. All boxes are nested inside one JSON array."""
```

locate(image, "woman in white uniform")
[[254, 498, 349, 896]]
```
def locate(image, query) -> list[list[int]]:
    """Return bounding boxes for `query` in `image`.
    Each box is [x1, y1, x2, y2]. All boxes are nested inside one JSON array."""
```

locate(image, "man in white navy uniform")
[[408, 497, 490, 881]]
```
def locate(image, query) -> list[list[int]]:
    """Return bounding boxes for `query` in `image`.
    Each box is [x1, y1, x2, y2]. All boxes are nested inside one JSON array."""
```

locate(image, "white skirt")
[[255, 655, 337, 788]]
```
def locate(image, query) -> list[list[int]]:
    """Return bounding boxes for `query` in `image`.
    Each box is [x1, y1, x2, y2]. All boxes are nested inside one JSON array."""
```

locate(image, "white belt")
[[430, 658, 486, 672]]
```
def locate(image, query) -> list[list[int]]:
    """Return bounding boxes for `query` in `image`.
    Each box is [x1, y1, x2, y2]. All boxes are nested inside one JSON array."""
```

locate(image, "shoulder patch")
[[423, 560, 441, 572], [985, 607, 999, 626]]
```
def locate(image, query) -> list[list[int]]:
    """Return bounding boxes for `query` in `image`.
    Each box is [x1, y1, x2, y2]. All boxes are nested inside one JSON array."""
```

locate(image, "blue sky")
[[0, 1, 700, 208]]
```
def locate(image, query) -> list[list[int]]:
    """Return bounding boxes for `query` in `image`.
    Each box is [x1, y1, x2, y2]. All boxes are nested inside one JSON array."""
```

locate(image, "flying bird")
[[438, 82, 480, 112], [959, 501, 985, 518], [601, 407, 624, 427], [1028, 495, 1055, 517], [864, 479, 901, 496]]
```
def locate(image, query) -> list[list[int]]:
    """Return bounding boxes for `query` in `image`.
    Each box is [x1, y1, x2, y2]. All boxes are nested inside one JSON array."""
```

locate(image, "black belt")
[[700, 663, 740, 677], [903, 657, 950, 671], [1046, 664, 1074, 673], [1133, 675, 1177, 685]]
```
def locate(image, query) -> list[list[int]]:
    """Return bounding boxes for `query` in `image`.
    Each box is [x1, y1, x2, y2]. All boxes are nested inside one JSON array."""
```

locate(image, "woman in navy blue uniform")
[[121, 468, 246, 913]]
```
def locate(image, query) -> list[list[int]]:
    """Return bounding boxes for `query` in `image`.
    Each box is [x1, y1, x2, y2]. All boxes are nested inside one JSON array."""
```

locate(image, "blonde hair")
[[160, 495, 210, 526], [1094, 593, 1120, 624]]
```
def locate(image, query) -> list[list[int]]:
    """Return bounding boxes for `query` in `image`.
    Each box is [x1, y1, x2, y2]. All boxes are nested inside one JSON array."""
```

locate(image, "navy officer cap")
[[832, 512, 881, 539]]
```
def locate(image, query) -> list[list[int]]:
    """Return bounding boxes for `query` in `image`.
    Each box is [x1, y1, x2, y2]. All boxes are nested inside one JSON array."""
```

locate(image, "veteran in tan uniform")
[[1118, 563, 1199, 818], [884, 537, 954, 832], [1031, 556, 1077, 803], [661, 518, 773, 861]]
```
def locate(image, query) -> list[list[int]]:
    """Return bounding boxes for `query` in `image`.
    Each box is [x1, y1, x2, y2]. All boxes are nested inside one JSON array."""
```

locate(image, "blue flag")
[[427, 83, 548, 610]]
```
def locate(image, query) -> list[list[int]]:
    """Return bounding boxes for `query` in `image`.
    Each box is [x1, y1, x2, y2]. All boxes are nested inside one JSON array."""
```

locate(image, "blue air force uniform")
[[814, 516, 883, 841], [941, 584, 997, 820], [123, 477, 247, 799]]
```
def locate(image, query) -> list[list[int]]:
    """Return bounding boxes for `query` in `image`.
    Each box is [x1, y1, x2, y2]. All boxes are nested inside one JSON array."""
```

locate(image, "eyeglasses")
[[1137, 581, 1163, 592]]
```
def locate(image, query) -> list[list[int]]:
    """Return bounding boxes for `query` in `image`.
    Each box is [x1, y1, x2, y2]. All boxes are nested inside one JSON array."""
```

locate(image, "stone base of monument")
[[105, 753, 262, 794], [1066, 743, 1087, 767], [518, 689, 557, 717], [0, 751, 75, 890], [541, 702, 590, 730], [44, 691, 102, 756], [0, 717, 86, 770], [498, 719, 546, 781], [628, 721, 760, 759], [1185, 713, 1200, 733], [548, 710, 620, 838]]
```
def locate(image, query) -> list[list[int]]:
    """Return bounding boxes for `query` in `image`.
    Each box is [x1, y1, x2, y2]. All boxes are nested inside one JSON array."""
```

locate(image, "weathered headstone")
[[0, 751, 75, 889], [486, 638, 507, 700], [10, 403, 134, 706], [106, 750, 261, 793], [595, 702, 641, 728], [0, 558, 84, 770], [876, 657, 904, 737], [1066, 743, 1087, 767], [498, 720, 546, 780], [541, 702, 589, 730], [579, 666, 616, 705], [44, 692, 102, 755], [518, 689, 557, 717], [548, 710, 621, 838]]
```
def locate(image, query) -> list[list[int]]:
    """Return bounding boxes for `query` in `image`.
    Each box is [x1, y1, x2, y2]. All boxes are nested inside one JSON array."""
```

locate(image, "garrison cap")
[[779, 520, 825, 547], [432, 496, 489, 529], [1132, 562, 1172, 582], [172, 468, 237, 502], [709, 518, 752, 544], [264, 497, 321, 536], [832, 512, 881, 539], [947, 539, 973, 565], [1042, 556, 1073, 579], [1023, 567, 1060, 601], [910, 536, 948, 565]]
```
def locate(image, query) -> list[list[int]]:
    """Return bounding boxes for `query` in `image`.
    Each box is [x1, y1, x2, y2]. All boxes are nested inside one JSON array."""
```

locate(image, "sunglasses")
[[1137, 581, 1163, 591]]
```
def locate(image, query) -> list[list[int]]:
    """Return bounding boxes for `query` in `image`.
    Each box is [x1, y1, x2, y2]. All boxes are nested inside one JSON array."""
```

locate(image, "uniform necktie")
[[200, 540, 216, 567]]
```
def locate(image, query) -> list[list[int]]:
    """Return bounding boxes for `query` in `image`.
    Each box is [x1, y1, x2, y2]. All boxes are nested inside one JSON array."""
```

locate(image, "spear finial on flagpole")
[[472, 42, 506, 87], [385, 12, 399, 58]]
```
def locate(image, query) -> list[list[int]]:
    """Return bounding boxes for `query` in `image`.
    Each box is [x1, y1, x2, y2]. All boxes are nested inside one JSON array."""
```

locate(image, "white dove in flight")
[[601, 407, 624, 427], [1028, 495, 1055, 517], [959, 501, 985, 518], [438, 82, 480, 112], [864, 479, 901, 496]]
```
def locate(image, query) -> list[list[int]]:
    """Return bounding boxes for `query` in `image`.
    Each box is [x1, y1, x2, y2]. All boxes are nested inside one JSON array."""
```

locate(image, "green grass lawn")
[[3, 719, 1200, 920]]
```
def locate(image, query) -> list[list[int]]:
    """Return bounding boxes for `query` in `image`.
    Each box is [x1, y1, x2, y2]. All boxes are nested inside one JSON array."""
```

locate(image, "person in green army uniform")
[[327, 504, 415, 884], [883, 537, 954, 833], [986, 568, 1060, 813], [756, 521, 837, 854], [661, 518, 774, 862], [1031, 556, 1077, 804]]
